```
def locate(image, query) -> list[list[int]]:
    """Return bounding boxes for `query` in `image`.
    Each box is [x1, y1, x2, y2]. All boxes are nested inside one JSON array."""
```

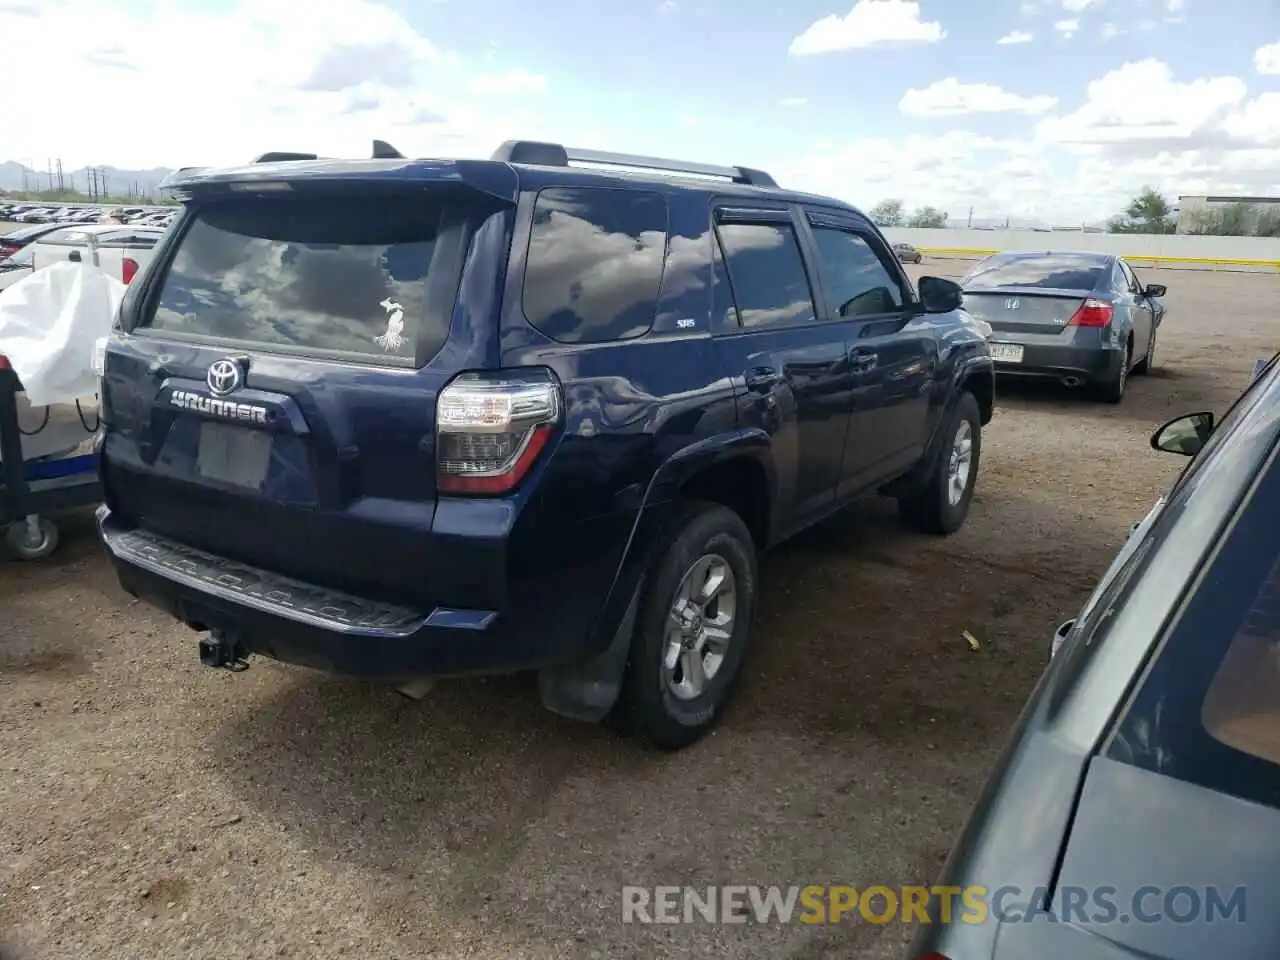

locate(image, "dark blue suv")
[[94, 139, 994, 750]]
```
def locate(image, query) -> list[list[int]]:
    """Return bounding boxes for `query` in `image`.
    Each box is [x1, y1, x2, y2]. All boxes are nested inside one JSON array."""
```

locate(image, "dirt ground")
[[0, 263, 1275, 960]]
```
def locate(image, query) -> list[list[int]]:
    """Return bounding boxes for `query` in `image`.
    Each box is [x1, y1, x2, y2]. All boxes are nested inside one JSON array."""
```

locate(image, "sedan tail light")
[[121, 257, 139, 284], [436, 370, 561, 495], [1067, 298, 1113, 327]]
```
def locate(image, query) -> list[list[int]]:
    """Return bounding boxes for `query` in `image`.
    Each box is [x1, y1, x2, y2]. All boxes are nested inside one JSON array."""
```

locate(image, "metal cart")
[[0, 362, 102, 560]]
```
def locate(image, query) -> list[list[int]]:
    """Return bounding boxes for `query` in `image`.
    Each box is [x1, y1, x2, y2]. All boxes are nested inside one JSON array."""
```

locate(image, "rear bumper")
[[96, 505, 584, 680], [989, 341, 1124, 384]]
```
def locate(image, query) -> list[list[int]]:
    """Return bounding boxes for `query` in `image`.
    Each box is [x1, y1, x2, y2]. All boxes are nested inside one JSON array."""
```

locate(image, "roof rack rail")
[[372, 139, 404, 159], [252, 151, 319, 163], [490, 140, 777, 187]]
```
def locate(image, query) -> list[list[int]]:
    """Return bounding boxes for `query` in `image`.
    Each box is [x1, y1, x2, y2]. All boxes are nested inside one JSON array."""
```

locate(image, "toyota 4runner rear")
[[95, 139, 994, 750]]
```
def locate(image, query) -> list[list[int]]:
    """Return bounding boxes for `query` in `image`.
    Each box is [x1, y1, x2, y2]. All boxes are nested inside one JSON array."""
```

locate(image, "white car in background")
[[28, 224, 166, 285]]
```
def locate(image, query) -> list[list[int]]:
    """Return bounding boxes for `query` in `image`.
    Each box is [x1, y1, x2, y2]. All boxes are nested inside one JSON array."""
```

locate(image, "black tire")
[[616, 502, 758, 751], [897, 391, 982, 535], [1094, 341, 1130, 403], [1133, 326, 1155, 375]]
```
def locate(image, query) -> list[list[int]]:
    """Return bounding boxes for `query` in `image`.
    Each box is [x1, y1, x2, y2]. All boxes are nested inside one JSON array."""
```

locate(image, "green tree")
[[1108, 187, 1175, 234], [906, 205, 948, 228], [869, 199, 904, 227]]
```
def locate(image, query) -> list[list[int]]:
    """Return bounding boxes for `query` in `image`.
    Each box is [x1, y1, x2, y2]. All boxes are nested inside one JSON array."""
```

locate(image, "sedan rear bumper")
[[988, 341, 1124, 385]]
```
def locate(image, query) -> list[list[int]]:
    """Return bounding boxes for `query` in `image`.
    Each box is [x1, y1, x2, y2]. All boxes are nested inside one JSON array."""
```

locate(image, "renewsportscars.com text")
[[621, 884, 1247, 925]]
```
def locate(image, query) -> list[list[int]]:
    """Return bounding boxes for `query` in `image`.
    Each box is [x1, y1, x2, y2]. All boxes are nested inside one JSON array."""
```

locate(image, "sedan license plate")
[[989, 342, 1024, 363], [196, 422, 272, 490]]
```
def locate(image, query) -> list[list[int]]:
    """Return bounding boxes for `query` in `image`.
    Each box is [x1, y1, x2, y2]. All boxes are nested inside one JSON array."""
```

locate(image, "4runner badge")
[[375, 297, 406, 353]]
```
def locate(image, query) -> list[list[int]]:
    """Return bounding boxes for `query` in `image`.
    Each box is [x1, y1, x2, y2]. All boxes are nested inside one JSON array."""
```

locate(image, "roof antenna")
[[373, 139, 404, 159]]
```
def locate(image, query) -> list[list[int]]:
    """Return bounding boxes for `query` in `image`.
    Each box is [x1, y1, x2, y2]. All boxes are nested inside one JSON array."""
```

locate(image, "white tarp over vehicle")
[[0, 261, 122, 463], [0, 261, 124, 406]]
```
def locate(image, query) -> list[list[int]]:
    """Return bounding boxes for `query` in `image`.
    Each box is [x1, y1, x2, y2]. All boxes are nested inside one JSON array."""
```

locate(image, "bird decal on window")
[[375, 297, 406, 353]]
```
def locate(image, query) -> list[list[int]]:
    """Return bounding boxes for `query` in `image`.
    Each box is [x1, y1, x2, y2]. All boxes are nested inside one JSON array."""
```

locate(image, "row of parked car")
[[1, 200, 176, 228], [0, 220, 166, 291]]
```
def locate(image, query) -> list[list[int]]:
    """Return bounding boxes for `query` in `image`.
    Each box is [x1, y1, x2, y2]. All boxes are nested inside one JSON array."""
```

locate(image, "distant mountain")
[[0, 160, 177, 196]]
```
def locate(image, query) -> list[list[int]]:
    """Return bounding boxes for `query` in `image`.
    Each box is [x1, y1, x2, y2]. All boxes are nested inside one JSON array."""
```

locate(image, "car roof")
[[159, 140, 869, 220], [37, 223, 165, 236], [984, 249, 1115, 264]]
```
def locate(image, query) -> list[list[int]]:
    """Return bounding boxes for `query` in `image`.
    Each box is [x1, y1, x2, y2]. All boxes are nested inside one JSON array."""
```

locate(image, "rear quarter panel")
[[499, 183, 741, 657]]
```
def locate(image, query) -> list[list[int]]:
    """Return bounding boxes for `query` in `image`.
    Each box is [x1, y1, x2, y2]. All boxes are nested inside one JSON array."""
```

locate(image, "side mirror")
[[1151, 411, 1214, 457], [918, 276, 963, 313], [1144, 283, 1167, 298], [1050, 619, 1075, 660]]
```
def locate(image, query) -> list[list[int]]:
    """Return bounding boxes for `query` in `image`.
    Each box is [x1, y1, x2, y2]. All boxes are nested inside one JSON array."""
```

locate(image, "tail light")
[[436, 370, 561, 495], [1067, 298, 1113, 327], [0, 354, 11, 371], [0, 243, 18, 259], [121, 257, 139, 284]]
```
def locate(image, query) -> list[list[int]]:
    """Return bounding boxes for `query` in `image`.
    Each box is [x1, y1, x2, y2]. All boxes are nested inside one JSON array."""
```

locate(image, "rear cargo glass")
[[146, 196, 448, 361], [964, 254, 1106, 291]]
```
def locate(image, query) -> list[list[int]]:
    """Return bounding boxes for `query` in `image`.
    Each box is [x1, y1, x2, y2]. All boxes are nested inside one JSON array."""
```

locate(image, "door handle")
[[745, 366, 780, 392]]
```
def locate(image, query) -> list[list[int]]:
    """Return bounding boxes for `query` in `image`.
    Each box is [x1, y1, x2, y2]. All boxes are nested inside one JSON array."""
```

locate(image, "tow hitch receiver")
[[198, 629, 249, 671]]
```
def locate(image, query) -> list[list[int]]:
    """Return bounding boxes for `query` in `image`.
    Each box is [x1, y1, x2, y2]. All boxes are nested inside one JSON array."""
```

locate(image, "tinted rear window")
[[522, 186, 668, 343], [964, 254, 1106, 291], [147, 196, 450, 361], [1107, 441, 1280, 810], [715, 220, 817, 329]]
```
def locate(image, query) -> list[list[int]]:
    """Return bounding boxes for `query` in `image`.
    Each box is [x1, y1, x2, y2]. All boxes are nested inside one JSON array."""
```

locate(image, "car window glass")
[[810, 227, 904, 317], [715, 220, 817, 329], [1119, 260, 1141, 293], [1107, 439, 1280, 811], [148, 194, 453, 360], [523, 187, 668, 343], [964, 254, 1106, 291], [2, 247, 34, 268]]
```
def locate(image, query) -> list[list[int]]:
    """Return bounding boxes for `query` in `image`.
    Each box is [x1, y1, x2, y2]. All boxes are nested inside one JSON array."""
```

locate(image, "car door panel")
[[709, 205, 856, 535], [801, 210, 936, 493], [1119, 259, 1153, 360]]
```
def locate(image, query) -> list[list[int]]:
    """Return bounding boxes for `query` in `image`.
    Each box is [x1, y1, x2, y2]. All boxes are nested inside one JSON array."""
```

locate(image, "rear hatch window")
[[964, 254, 1105, 291], [144, 196, 447, 363]]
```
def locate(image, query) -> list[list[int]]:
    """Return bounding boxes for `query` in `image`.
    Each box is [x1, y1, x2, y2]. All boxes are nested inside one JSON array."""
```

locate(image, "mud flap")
[[538, 576, 642, 723]]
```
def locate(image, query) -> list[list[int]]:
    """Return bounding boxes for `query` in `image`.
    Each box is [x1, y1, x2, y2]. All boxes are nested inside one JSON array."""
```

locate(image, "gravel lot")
[[0, 261, 1274, 960]]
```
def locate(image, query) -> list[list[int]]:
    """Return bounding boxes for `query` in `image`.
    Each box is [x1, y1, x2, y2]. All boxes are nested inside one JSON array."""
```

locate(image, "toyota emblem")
[[207, 358, 243, 396]]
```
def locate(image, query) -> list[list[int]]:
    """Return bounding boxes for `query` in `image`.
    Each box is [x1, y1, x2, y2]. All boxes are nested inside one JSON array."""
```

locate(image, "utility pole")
[[55, 158, 64, 192], [46, 159, 53, 192], [966, 206, 973, 229]]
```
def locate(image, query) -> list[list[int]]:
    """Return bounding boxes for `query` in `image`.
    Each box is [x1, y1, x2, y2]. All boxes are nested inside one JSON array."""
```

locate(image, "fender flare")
[[538, 428, 776, 723]]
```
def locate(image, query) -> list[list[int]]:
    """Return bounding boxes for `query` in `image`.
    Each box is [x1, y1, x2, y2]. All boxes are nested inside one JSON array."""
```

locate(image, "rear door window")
[[714, 216, 817, 330], [964, 254, 1106, 291], [1106, 436, 1280, 810], [146, 195, 452, 361], [522, 186, 668, 343]]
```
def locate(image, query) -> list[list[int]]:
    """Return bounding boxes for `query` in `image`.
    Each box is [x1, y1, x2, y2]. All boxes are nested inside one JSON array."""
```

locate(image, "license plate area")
[[989, 342, 1024, 363], [196, 422, 272, 491]]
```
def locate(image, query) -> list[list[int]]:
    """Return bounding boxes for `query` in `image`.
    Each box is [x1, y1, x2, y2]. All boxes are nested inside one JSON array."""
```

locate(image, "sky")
[[2, 0, 1279, 223]]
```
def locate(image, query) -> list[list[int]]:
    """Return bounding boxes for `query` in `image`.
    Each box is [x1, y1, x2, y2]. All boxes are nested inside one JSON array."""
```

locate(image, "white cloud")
[[780, 97, 809, 107], [1054, 18, 1080, 37], [789, 1, 944, 55], [781, 59, 1280, 224], [1062, 0, 1097, 11], [900, 78, 1058, 117], [1256, 41, 1280, 75], [997, 30, 1034, 44], [1166, 0, 1185, 12], [0, 0, 550, 169], [469, 70, 548, 95], [1101, 22, 1123, 40], [658, 0, 678, 12]]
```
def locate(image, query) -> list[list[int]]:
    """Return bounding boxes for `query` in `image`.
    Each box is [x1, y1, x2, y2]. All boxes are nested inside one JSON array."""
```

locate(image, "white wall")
[[882, 228, 1280, 266]]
